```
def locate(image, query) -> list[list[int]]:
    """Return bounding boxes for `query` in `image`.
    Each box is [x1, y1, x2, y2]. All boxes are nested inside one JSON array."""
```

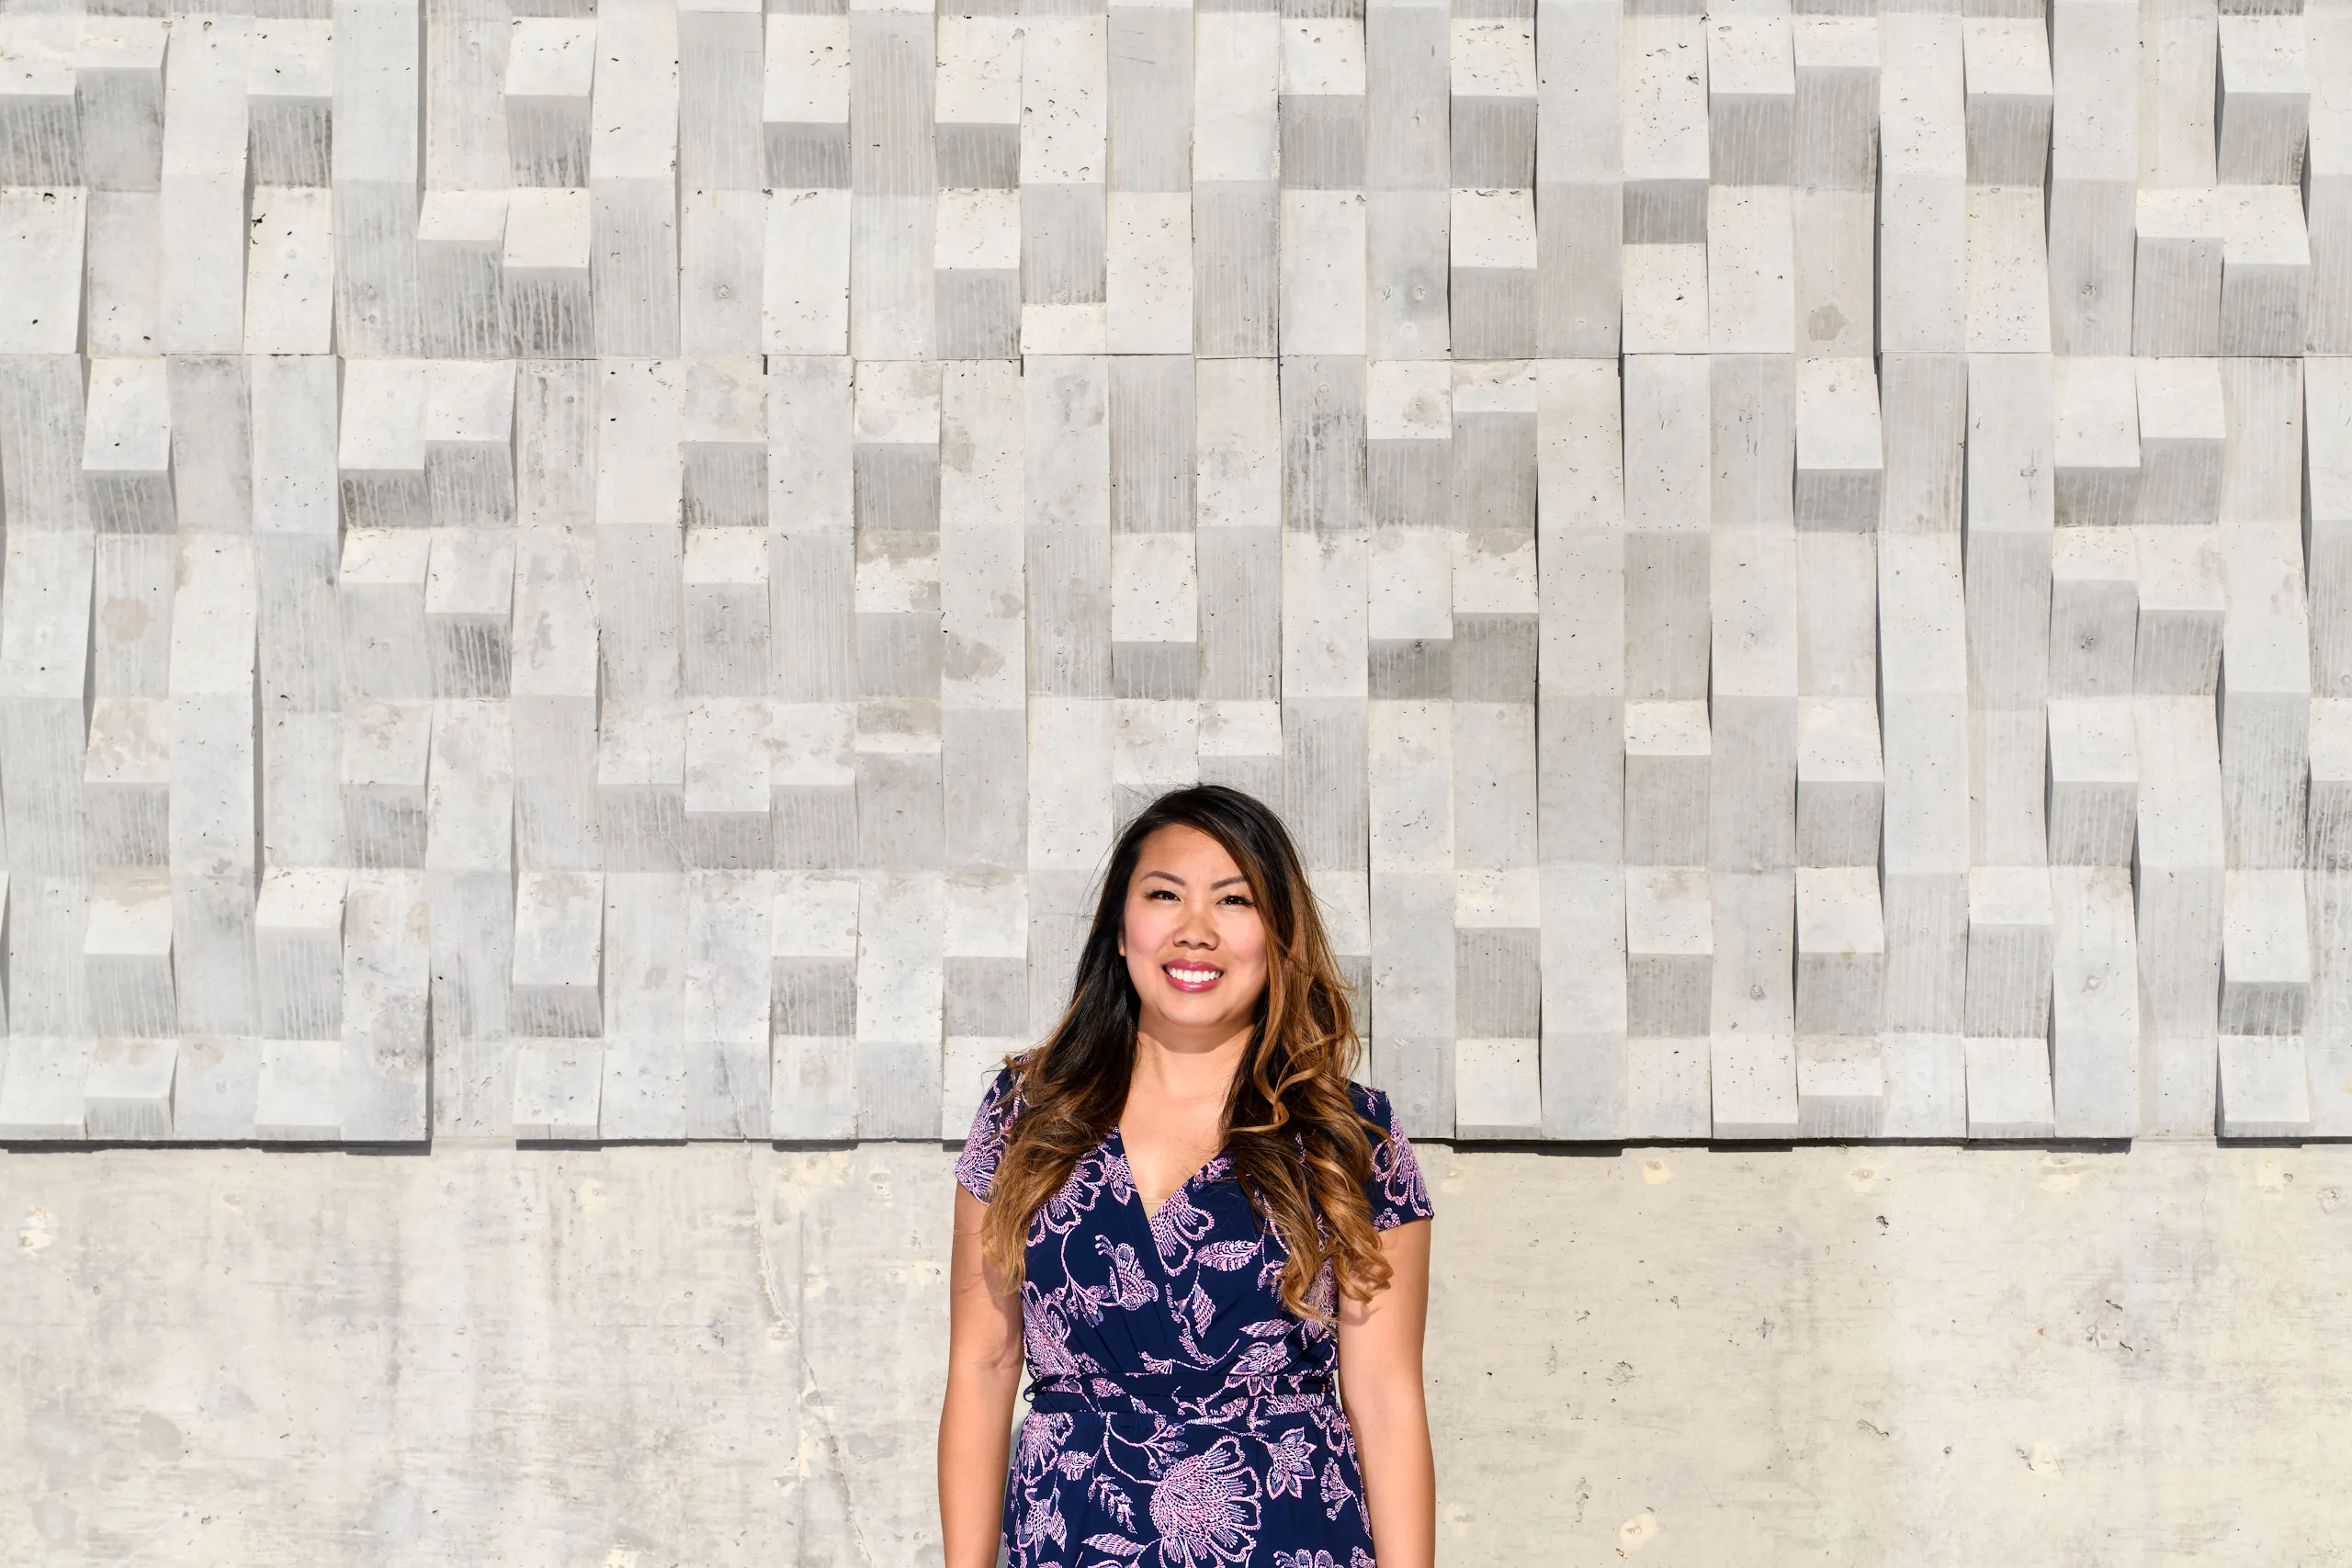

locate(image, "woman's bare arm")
[[1335, 1217, 1435, 1568], [940, 1184, 1025, 1568]]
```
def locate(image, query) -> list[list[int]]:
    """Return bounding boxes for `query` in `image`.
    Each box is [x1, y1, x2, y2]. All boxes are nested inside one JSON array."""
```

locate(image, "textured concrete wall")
[[8, 1140, 2352, 1564], [3, 6, 2352, 1145]]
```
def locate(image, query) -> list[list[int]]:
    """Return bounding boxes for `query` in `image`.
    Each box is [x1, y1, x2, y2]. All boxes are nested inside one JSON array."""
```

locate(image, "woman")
[[938, 784, 1436, 1568]]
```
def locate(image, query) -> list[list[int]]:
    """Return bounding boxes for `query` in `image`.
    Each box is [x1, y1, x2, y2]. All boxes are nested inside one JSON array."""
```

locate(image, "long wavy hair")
[[978, 785, 1397, 1325]]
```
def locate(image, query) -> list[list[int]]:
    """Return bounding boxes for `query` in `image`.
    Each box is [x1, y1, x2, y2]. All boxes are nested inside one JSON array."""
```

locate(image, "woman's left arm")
[[1335, 1216, 1435, 1568]]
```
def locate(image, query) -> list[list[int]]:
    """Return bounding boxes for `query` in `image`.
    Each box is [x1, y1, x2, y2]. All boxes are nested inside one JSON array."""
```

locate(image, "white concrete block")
[[2051, 864, 2140, 1138], [82, 1037, 176, 1141], [2217, 1034, 2312, 1138], [1962, 18, 2051, 187], [2134, 525, 2226, 694], [1797, 698, 1883, 868], [254, 1038, 342, 1142], [341, 700, 432, 869], [511, 1042, 604, 1141], [2052, 357, 2141, 527], [85, 870, 175, 1038], [2313, 700, 2352, 870], [2222, 869, 2312, 1035], [1964, 1036, 2055, 1140], [1627, 865, 1711, 1040], [2047, 697, 2139, 865], [2217, 184, 2310, 355], [1794, 358, 1883, 531], [255, 868, 345, 1042], [2216, 16, 2308, 186], [1796, 865, 1883, 1038], [1795, 1035, 1885, 1140], [1623, 700, 1710, 866], [2133, 189, 2222, 355], [1965, 866, 2053, 1041], [512, 871, 605, 1037], [0, 1037, 89, 1140]]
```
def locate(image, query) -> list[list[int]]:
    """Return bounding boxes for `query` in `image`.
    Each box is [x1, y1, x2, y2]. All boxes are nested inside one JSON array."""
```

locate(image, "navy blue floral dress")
[[955, 1062, 1436, 1568]]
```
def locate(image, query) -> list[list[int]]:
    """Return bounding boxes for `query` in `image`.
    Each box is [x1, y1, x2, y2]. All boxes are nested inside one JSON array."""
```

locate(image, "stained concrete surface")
[[5, 1139, 2349, 1565]]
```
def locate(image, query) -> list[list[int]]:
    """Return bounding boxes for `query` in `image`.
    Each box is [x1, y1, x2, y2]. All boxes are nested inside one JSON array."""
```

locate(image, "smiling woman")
[[936, 785, 1436, 1568]]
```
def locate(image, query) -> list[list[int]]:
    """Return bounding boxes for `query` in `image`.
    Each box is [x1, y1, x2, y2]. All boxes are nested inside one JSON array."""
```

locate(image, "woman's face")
[[1116, 824, 1272, 1047]]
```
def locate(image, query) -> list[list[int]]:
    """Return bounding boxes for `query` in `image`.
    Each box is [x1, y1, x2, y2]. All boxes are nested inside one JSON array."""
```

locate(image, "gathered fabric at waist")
[[1024, 1369, 1340, 1427]]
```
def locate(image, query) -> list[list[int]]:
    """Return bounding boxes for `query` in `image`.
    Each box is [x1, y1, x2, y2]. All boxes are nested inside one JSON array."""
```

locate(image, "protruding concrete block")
[[2050, 526, 2138, 698], [2047, 698, 2139, 865], [255, 868, 345, 1041], [247, 20, 333, 186], [1538, 863, 1627, 1141], [1962, 19, 2051, 187], [1795, 1035, 1885, 1140], [511, 1041, 604, 1141], [2217, 1035, 2312, 1138], [2052, 357, 2141, 527], [1965, 866, 2053, 1040], [2134, 526, 2226, 694], [0, 1037, 89, 1139], [2217, 185, 2310, 356], [1627, 865, 1711, 1039], [341, 700, 433, 869], [424, 533, 514, 700], [2312, 701, 2352, 871], [2221, 869, 2312, 1035], [2135, 694, 2227, 1134], [339, 870, 430, 1142], [83, 1037, 176, 1141], [1794, 358, 1883, 530], [504, 187, 595, 356], [417, 190, 511, 358], [512, 871, 605, 1037], [2051, 864, 2140, 1138], [169, 1035, 260, 1142], [506, 17, 596, 186], [85, 870, 175, 1038], [1796, 866, 1883, 1037], [82, 357, 175, 535], [2047, 0, 2135, 354], [1624, 701, 1710, 866], [254, 1038, 342, 1142], [2216, 16, 2308, 186], [1455, 1037, 1542, 1140], [74, 20, 167, 192], [338, 526, 435, 700], [85, 697, 170, 867], [1708, 17, 1793, 187], [1797, 698, 1883, 867], [2133, 190, 2222, 356], [1965, 1036, 2055, 1140], [1882, 1032, 1968, 1139]]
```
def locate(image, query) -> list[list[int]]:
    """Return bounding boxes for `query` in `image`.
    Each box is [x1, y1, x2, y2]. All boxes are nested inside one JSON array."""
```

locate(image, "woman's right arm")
[[939, 1183, 1024, 1568]]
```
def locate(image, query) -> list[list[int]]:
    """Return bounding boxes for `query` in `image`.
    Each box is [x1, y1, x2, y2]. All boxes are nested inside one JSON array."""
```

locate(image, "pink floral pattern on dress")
[[956, 1062, 1435, 1567]]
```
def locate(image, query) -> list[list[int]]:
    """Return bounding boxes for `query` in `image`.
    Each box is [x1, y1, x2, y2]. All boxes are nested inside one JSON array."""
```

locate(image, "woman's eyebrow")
[[1138, 870, 1249, 888]]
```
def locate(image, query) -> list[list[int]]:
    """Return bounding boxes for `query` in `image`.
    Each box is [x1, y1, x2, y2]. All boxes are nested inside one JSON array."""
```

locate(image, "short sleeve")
[[1353, 1084, 1435, 1230], [954, 1064, 1020, 1202]]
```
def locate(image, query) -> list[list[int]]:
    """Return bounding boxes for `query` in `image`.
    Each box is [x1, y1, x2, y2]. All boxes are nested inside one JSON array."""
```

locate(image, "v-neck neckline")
[[1111, 1123, 1225, 1226]]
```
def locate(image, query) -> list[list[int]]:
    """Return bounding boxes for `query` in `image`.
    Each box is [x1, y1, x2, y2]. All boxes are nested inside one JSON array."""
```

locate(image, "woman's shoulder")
[[976, 1048, 1045, 1118], [1343, 1078, 1398, 1131]]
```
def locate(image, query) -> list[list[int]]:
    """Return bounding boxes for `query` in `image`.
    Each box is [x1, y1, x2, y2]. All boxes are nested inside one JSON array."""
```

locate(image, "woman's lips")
[[1163, 963, 1223, 992]]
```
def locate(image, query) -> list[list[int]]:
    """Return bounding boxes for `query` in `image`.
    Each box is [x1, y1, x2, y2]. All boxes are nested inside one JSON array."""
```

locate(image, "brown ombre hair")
[[978, 784, 1397, 1325]]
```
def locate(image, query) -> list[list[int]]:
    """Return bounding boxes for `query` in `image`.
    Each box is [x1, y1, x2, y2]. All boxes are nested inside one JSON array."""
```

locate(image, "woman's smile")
[[1162, 961, 1224, 992]]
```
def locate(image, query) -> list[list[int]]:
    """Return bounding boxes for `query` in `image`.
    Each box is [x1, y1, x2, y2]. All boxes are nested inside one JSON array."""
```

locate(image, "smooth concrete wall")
[[7, 1140, 2350, 1565]]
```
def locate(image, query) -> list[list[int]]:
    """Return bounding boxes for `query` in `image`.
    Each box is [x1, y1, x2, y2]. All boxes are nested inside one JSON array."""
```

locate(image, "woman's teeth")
[[1164, 964, 1222, 987]]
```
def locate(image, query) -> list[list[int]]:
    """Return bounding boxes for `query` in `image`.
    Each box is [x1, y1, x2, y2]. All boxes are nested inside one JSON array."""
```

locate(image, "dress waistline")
[[1024, 1371, 1339, 1425]]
